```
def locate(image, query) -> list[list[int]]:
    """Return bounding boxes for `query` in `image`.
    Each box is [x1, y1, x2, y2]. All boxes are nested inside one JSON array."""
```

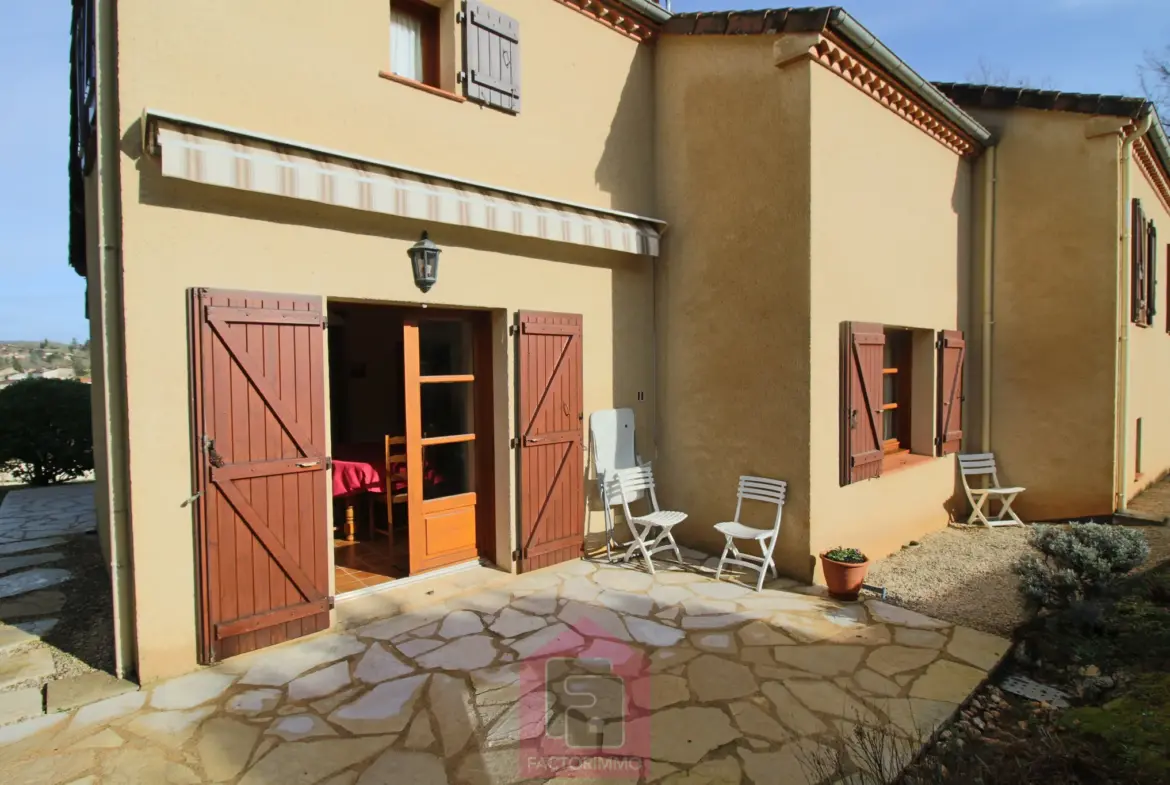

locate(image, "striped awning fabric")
[[149, 115, 661, 256]]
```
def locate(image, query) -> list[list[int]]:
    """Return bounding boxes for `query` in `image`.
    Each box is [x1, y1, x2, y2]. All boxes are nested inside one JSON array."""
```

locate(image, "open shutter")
[[516, 311, 583, 571], [190, 288, 331, 664], [463, 0, 521, 113], [1132, 199, 1148, 325], [936, 329, 965, 456], [841, 322, 884, 485], [1147, 221, 1157, 324]]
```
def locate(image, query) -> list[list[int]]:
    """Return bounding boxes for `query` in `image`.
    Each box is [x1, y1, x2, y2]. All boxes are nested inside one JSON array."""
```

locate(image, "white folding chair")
[[590, 409, 642, 563], [958, 453, 1025, 527], [714, 476, 788, 592], [609, 465, 685, 574]]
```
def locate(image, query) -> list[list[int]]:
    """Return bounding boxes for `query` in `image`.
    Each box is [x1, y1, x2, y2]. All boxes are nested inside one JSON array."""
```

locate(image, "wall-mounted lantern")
[[408, 231, 441, 293]]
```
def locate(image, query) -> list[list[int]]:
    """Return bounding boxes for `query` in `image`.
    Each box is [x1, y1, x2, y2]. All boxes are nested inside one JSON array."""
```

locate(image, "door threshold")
[[335, 558, 485, 602]]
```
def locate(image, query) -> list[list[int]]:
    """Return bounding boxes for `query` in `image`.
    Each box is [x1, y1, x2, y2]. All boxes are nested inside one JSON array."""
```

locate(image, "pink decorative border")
[[551, 0, 659, 42], [1134, 134, 1170, 215], [778, 33, 979, 158]]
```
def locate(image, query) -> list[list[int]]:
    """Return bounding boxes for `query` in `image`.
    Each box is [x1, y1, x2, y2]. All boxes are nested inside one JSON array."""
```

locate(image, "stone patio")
[[0, 556, 1010, 784], [0, 485, 131, 728]]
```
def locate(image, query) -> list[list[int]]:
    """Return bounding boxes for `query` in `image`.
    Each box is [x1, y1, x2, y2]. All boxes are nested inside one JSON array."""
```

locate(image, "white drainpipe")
[[981, 146, 998, 453], [1114, 112, 1154, 512]]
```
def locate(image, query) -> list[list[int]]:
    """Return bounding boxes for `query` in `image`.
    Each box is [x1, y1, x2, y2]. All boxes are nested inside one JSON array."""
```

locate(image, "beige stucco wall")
[[965, 108, 1121, 520], [110, 0, 658, 682], [1123, 153, 1170, 501], [806, 65, 972, 572], [653, 36, 814, 579], [116, 0, 654, 215]]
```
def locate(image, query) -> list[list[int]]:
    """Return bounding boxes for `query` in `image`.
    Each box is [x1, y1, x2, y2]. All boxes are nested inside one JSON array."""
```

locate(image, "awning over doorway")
[[145, 111, 663, 256]]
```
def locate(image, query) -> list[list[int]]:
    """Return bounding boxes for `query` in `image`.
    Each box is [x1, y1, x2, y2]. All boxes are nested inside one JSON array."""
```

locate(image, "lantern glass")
[[408, 231, 441, 293]]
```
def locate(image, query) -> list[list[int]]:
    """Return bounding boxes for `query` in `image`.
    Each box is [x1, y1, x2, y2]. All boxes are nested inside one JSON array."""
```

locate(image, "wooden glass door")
[[403, 317, 479, 573]]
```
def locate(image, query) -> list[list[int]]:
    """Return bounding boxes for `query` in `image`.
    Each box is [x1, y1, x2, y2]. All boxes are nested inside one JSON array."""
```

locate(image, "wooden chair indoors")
[[365, 436, 409, 550]]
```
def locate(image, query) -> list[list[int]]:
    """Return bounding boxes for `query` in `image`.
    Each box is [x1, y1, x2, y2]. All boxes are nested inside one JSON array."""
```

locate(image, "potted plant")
[[820, 546, 869, 600]]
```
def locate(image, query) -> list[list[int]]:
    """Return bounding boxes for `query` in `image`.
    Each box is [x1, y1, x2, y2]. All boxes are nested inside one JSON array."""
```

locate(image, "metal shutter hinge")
[[509, 325, 518, 336], [325, 456, 333, 470], [510, 438, 518, 449], [327, 596, 336, 610], [512, 548, 522, 561]]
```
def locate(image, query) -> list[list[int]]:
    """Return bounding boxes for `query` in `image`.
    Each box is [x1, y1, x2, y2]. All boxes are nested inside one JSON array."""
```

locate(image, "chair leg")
[[715, 535, 734, 580], [968, 494, 991, 527], [663, 528, 684, 565], [756, 536, 778, 592], [999, 493, 1024, 526]]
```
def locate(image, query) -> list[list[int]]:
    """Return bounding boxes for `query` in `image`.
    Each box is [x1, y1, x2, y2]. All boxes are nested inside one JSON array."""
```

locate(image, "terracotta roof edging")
[[774, 31, 979, 157], [935, 83, 1170, 198], [662, 7, 992, 149]]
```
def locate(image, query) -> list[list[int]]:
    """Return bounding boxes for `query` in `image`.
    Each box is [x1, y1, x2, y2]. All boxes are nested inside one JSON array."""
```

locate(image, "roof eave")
[[825, 9, 992, 147], [616, 0, 671, 24]]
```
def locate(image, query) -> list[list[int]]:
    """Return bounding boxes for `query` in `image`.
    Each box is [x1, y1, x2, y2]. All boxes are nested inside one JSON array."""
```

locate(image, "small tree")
[[71, 355, 89, 376], [12, 357, 23, 373], [39, 339, 49, 350], [70, 338, 78, 351], [0, 378, 94, 485]]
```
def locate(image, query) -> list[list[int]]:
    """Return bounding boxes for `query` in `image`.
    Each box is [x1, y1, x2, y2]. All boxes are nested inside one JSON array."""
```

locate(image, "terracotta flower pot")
[[820, 553, 870, 601]]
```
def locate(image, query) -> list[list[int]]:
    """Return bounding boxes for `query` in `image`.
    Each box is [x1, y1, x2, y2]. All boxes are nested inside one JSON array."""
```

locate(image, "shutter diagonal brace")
[[852, 334, 883, 468], [522, 334, 573, 442]]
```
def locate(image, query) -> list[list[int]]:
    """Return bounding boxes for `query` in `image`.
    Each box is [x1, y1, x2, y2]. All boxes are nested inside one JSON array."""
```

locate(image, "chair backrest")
[[611, 464, 659, 516], [590, 408, 641, 505], [957, 453, 1000, 486], [733, 475, 787, 532]]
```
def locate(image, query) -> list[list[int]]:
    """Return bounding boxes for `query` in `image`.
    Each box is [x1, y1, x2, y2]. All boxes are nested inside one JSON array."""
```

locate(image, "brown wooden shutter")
[[1147, 220, 1157, 324], [1133, 199, 1148, 325], [516, 311, 583, 571], [189, 288, 331, 664], [841, 322, 885, 485], [936, 329, 965, 456], [462, 0, 520, 113]]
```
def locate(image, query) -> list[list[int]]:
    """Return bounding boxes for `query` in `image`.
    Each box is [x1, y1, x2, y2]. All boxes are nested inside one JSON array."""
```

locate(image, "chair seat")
[[631, 510, 687, 528], [714, 521, 772, 540], [974, 486, 1025, 495]]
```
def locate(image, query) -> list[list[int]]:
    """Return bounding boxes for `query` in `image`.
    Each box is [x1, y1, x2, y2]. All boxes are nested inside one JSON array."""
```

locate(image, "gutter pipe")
[[96, 0, 136, 680], [981, 146, 998, 452], [826, 9, 993, 148], [618, 0, 671, 23], [1115, 111, 1155, 512]]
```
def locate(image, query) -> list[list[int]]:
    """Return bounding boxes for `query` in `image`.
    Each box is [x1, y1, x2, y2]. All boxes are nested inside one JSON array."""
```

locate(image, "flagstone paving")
[[0, 557, 1010, 784]]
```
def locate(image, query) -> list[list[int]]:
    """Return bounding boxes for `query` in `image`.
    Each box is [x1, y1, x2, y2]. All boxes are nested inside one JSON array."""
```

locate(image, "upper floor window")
[[390, 0, 440, 88]]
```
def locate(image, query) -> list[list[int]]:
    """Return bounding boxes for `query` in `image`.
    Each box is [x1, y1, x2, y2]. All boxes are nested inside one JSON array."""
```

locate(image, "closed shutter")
[[841, 322, 885, 486], [1133, 199, 1147, 325], [462, 0, 520, 113], [1148, 221, 1158, 323], [936, 330, 965, 456], [189, 288, 331, 664]]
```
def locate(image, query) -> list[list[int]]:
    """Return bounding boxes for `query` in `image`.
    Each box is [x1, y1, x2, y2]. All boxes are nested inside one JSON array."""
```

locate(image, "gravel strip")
[[868, 521, 1170, 638], [866, 524, 1032, 637]]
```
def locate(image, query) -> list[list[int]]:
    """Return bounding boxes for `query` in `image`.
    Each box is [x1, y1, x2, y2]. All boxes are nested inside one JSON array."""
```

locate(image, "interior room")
[[327, 302, 486, 596]]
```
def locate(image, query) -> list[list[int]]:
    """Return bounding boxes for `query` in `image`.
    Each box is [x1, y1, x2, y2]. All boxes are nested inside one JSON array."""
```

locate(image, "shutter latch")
[[849, 410, 858, 430]]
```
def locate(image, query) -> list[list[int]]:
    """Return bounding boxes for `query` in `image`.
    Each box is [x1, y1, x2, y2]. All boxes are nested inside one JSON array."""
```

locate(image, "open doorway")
[[327, 302, 493, 596]]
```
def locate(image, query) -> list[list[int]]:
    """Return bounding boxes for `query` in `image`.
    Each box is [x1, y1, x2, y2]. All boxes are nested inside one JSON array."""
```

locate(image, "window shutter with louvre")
[[462, 0, 520, 113], [841, 322, 885, 486], [936, 330, 965, 456], [1147, 221, 1157, 324], [1133, 199, 1148, 325]]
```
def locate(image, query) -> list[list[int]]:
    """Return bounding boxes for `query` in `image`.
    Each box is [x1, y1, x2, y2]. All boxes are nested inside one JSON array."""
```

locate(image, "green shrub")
[[823, 546, 866, 564], [0, 378, 93, 486], [1015, 524, 1149, 611]]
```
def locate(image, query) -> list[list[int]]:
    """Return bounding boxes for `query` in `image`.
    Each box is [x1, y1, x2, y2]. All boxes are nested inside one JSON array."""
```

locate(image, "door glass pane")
[[883, 372, 896, 405], [883, 409, 896, 442], [421, 381, 474, 439], [423, 441, 475, 500], [419, 320, 473, 376]]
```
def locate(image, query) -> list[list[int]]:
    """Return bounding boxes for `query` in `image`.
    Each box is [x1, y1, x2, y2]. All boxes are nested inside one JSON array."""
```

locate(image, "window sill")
[[378, 71, 466, 103], [883, 451, 935, 475]]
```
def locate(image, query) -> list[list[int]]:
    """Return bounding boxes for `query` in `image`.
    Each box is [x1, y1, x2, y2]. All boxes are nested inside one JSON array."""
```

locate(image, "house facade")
[[70, 0, 1170, 684], [936, 84, 1170, 523]]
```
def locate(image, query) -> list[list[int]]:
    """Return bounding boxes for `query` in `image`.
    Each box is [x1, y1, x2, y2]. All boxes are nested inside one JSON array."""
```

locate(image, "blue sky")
[[1, 2, 1169, 341]]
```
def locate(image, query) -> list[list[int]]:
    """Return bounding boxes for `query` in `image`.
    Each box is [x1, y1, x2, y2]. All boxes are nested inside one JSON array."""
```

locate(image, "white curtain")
[[390, 9, 424, 82]]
